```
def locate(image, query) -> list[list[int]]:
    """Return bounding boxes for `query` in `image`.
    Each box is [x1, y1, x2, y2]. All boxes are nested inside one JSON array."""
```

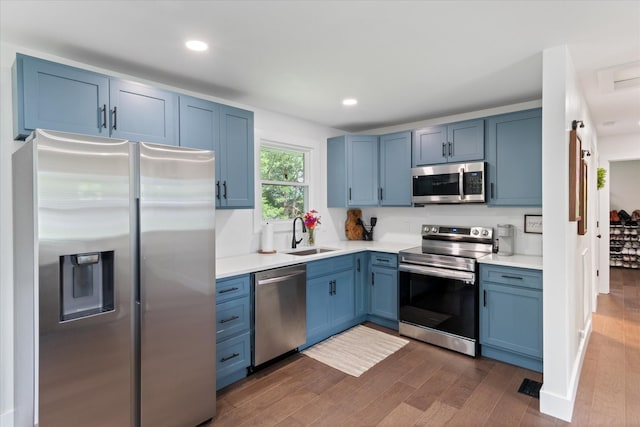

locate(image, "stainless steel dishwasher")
[[252, 264, 307, 367]]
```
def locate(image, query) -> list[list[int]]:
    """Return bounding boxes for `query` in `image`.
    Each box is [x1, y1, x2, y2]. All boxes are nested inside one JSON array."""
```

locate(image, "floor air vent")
[[518, 378, 542, 399]]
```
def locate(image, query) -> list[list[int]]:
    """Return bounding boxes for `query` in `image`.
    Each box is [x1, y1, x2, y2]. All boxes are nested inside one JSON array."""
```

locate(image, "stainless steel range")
[[398, 224, 493, 357]]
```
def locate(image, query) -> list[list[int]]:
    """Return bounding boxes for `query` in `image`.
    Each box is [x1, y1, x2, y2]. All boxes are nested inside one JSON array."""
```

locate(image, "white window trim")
[[254, 137, 313, 234]]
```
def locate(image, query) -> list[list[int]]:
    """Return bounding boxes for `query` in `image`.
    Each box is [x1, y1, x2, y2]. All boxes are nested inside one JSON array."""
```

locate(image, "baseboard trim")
[[540, 318, 592, 422], [1, 409, 15, 427]]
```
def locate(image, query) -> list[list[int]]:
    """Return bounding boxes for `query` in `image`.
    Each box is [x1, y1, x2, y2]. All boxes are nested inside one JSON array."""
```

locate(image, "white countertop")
[[216, 240, 414, 279], [478, 253, 543, 270], [217, 240, 543, 278]]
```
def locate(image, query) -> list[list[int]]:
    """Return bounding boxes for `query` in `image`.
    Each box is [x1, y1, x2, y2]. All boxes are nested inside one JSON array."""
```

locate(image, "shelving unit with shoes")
[[610, 209, 640, 269]]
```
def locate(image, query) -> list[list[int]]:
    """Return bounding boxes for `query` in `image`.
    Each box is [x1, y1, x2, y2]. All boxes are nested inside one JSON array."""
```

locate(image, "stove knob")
[[481, 229, 489, 237], [472, 229, 479, 236], [431, 227, 437, 233]]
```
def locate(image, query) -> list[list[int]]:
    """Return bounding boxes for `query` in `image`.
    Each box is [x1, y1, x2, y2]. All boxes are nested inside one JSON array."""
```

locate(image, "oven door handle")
[[399, 264, 476, 284]]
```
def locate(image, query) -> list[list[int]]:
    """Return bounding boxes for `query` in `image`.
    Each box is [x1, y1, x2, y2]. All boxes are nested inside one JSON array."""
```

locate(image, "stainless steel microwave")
[[411, 161, 486, 205]]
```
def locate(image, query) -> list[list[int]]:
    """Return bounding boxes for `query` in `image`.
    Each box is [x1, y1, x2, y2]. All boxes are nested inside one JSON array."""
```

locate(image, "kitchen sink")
[[286, 248, 337, 256]]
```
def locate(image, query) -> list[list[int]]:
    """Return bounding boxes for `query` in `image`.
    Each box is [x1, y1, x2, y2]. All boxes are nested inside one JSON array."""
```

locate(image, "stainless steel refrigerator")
[[13, 129, 216, 427]]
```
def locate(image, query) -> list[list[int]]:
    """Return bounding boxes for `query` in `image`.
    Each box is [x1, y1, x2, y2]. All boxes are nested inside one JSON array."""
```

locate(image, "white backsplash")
[[328, 205, 543, 256], [217, 205, 543, 258]]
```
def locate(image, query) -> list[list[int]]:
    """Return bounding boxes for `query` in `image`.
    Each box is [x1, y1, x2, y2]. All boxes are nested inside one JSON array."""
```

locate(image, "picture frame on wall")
[[568, 129, 582, 222], [578, 159, 588, 235], [524, 214, 543, 234]]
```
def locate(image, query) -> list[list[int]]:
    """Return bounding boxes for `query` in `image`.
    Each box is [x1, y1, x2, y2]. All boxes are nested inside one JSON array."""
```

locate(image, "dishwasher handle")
[[256, 270, 306, 286]]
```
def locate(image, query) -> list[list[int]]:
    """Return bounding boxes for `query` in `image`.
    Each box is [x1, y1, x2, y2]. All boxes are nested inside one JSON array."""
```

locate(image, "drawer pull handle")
[[501, 275, 523, 280], [219, 287, 239, 294], [220, 315, 239, 324], [220, 353, 240, 363]]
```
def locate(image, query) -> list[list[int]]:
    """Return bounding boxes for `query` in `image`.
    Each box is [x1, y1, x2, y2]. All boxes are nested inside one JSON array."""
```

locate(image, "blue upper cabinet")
[[348, 135, 379, 206], [412, 125, 446, 165], [218, 105, 254, 209], [413, 119, 484, 166], [379, 131, 412, 206], [179, 96, 222, 204], [327, 136, 348, 207], [486, 108, 542, 206], [13, 54, 109, 139], [14, 54, 179, 145], [109, 79, 178, 146], [180, 98, 254, 209], [327, 135, 379, 207]]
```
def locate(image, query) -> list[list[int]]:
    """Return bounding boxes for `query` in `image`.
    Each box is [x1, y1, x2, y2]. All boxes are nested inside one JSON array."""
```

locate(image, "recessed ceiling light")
[[342, 98, 358, 106], [185, 40, 208, 52]]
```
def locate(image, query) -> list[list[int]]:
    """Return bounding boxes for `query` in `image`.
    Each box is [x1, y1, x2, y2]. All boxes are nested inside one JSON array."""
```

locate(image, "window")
[[260, 144, 309, 221]]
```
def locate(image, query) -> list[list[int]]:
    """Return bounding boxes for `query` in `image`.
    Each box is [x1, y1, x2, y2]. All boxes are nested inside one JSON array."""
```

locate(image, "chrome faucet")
[[291, 216, 307, 249]]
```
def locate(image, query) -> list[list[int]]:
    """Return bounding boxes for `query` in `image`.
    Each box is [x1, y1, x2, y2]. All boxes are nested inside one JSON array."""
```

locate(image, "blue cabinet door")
[[369, 265, 398, 321], [447, 119, 485, 163], [179, 95, 219, 151], [219, 105, 254, 208], [379, 131, 412, 206], [486, 108, 542, 206], [179, 96, 221, 205], [347, 135, 379, 206], [15, 54, 109, 139], [354, 253, 369, 318], [327, 135, 379, 207], [306, 276, 333, 338], [480, 281, 543, 359], [327, 136, 347, 207], [332, 269, 356, 326], [412, 125, 447, 166], [109, 79, 178, 145]]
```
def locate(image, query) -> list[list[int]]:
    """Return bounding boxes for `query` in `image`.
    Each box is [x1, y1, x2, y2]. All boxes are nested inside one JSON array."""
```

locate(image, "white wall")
[[609, 160, 640, 211], [539, 45, 597, 422], [0, 41, 342, 426], [597, 134, 640, 294]]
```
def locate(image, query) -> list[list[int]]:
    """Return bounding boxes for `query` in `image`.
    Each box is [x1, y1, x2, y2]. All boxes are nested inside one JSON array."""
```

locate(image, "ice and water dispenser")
[[60, 251, 115, 321]]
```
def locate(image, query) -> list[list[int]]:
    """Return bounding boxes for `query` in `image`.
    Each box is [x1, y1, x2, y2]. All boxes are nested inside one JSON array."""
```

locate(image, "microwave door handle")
[[459, 168, 465, 200]]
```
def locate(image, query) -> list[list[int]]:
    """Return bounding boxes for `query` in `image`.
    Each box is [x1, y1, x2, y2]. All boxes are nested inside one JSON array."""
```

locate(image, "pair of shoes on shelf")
[[611, 210, 620, 222], [631, 209, 640, 222], [619, 210, 632, 222]]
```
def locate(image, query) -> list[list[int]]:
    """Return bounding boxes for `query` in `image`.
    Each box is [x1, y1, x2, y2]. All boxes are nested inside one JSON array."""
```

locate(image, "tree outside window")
[[260, 145, 308, 221]]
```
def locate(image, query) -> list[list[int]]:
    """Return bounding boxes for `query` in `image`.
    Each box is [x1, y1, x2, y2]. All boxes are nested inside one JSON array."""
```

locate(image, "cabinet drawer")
[[216, 331, 250, 378], [370, 252, 398, 268], [216, 274, 250, 303], [307, 254, 354, 278], [480, 265, 541, 290], [216, 297, 250, 341]]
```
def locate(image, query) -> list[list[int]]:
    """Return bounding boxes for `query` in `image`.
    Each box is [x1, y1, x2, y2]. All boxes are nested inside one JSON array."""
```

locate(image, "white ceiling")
[[1, 1, 639, 136]]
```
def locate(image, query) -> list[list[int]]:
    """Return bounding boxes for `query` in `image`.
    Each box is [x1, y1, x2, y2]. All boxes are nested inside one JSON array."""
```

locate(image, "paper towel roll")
[[260, 222, 274, 252]]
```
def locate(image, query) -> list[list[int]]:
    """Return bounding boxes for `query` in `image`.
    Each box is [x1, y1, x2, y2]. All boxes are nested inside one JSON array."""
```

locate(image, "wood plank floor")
[[211, 268, 639, 426]]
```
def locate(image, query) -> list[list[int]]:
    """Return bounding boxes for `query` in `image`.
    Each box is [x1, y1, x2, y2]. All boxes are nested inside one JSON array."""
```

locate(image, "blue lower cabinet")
[[479, 265, 543, 372], [301, 255, 359, 349], [354, 253, 369, 319], [216, 331, 251, 390], [306, 276, 333, 338], [215, 274, 251, 390], [367, 252, 399, 330]]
